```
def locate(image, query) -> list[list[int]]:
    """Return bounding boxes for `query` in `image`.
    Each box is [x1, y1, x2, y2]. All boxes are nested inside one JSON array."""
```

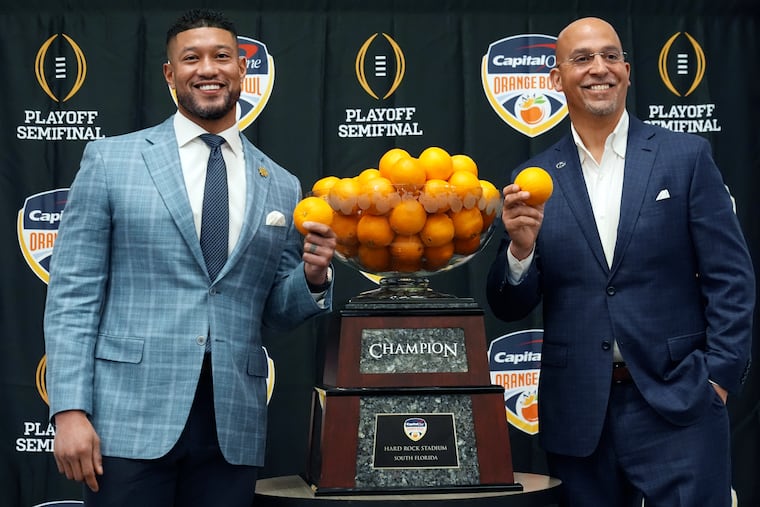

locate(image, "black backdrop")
[[2, 1, 759, 505]]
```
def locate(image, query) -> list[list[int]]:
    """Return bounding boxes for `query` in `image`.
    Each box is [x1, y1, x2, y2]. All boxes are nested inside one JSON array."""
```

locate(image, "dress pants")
[[547, 380, 732, 507], [84, 355, 259, 507]]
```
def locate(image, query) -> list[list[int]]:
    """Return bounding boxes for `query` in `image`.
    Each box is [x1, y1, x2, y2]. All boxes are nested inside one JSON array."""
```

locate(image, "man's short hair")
[[166, 8, 238, 48]]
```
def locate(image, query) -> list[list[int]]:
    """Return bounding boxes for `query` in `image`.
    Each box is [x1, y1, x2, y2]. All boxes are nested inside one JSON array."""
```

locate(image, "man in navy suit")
[[44, 9, 336, 506], [486, 17, 754, 507]]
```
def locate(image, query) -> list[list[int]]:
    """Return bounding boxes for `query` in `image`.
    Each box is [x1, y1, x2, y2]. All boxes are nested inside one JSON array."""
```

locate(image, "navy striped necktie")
[[199, 133, 229, 282]]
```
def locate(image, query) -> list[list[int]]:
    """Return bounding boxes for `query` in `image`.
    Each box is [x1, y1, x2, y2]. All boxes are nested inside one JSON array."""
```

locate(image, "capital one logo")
[[17, 189, 68, 284], [355, 33, 405, 100], [488, 329, 543, 435], [482, 34, 567, 138], [658, 32, 706, 97], [35, 34, 87, 102]]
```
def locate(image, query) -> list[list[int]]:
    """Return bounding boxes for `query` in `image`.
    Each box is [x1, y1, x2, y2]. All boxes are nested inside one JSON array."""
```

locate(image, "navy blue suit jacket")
[[487, 116, 754, 457]]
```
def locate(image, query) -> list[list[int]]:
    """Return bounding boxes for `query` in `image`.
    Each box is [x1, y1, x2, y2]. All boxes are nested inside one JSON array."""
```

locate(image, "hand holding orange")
[[514, 166, 553, 206], [293, 196, 334, 235]]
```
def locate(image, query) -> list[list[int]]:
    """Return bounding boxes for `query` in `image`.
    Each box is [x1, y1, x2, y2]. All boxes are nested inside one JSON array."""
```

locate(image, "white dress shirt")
[[172, 111, 330, 302], [173, 112, 246, 255], [507, 111, 630, 360]]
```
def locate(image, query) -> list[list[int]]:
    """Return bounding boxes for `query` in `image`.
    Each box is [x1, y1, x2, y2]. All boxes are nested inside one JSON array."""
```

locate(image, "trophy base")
[[305, 386, 519, 496]]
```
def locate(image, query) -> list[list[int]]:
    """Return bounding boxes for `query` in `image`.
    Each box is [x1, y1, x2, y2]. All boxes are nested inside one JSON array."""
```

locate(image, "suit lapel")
[[610, 118, 657, 275], [551, 137, 609, 272], [223, 136, 271, 272], [142, 119, 207, 271]]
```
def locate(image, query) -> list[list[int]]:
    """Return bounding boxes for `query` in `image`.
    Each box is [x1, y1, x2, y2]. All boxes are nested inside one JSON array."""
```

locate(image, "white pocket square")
[[655, 189, 671, 201], [265, 210, 287, 227]]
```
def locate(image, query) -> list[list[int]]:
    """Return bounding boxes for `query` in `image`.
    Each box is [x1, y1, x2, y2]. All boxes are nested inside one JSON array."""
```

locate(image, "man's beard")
[[585, 99, 618, 116], [176, 88, 240, 120]]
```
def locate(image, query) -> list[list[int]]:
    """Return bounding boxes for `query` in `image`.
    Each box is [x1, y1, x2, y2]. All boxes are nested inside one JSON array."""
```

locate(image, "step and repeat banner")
[[2, 1, 758, 505]]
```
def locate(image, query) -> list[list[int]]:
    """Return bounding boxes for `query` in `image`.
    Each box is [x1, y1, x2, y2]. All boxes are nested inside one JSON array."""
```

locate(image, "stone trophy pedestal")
[[304, 294, 520, 495]]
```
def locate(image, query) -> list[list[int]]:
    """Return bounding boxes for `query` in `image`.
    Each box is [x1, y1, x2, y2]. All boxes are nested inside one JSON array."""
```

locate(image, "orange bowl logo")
[[482, 35, 567, 138], [488, 329, 542, 435], [17, 189, 68, 284], [658, 32, 706, 97], [404, 417, 427, 441]]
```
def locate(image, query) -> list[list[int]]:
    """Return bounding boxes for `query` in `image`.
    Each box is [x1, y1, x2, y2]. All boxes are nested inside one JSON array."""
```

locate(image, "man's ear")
[[163, 62, 175, 89], [549, 67, 562, 92], [238, 57, 247, 83]]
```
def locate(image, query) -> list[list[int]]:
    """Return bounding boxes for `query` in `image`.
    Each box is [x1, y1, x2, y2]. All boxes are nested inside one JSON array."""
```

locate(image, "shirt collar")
[[172, 111, 243, 158], [570, 110, 629, 163]]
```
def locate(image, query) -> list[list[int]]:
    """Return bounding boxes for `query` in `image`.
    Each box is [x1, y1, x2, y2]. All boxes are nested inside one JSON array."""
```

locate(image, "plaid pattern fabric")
[[44, 117, 332, 465]]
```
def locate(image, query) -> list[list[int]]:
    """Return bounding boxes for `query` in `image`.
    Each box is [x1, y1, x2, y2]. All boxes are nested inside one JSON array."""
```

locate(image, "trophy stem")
[[351, 276, 441, 300], [346, 277, 485, 311]]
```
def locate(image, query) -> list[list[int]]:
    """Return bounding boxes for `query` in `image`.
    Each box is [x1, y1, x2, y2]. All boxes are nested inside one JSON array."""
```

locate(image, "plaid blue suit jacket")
[[44, 116, 331, 466], [487, 116, 754, 457]]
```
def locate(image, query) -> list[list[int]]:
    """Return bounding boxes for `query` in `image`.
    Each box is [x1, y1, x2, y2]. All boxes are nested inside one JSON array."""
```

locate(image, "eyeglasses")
[[561, 51, 627, 67]]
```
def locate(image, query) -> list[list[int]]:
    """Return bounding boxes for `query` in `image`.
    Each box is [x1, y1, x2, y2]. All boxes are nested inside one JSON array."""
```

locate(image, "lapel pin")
[[556, 161, 566, 169], [259, 167, 269, 178]]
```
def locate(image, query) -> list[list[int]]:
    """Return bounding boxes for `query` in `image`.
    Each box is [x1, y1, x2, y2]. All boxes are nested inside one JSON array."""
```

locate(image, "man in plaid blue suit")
[[44, 9, 336, 506]]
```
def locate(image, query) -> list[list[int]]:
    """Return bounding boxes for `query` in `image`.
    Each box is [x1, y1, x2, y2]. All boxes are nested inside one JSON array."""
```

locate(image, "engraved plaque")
[[372, 413, 459, 469], [360, 327, 468, 374]]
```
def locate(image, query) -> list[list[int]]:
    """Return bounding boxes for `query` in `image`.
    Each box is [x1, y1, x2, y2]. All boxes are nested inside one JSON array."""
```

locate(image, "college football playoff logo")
[[355, 33, 405, 100], [35, 34, 87, 102], [658, 32, 705, 97]]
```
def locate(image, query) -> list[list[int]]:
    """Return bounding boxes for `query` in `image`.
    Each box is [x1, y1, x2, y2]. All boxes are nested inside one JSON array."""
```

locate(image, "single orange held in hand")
[[293, 196, 334, 235], [514, 166, 553, 206]]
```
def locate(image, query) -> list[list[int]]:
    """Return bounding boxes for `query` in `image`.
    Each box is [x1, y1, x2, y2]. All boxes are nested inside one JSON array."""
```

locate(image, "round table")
[[255, 473, 561, 507]]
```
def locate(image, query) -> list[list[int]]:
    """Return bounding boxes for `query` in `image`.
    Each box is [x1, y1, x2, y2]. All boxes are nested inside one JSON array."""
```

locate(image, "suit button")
[[209, 288, 218, 295], [196, 336, 207, 346], [606, 286, 616, 296], [601, 341, 611, 351]]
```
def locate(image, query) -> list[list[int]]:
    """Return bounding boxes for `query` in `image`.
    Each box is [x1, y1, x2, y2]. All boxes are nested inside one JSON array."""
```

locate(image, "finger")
[[502, 183, 520, 196], [54, 453, 66, 475], [301, 221, 336, 238], [60, 459, 76, 481], [93, 435, 104, 476], [81, 458, 99, 492]]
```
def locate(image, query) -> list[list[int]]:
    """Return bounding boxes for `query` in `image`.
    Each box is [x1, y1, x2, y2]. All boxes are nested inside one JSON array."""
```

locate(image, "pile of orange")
[[295, 146, 502, 274]]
